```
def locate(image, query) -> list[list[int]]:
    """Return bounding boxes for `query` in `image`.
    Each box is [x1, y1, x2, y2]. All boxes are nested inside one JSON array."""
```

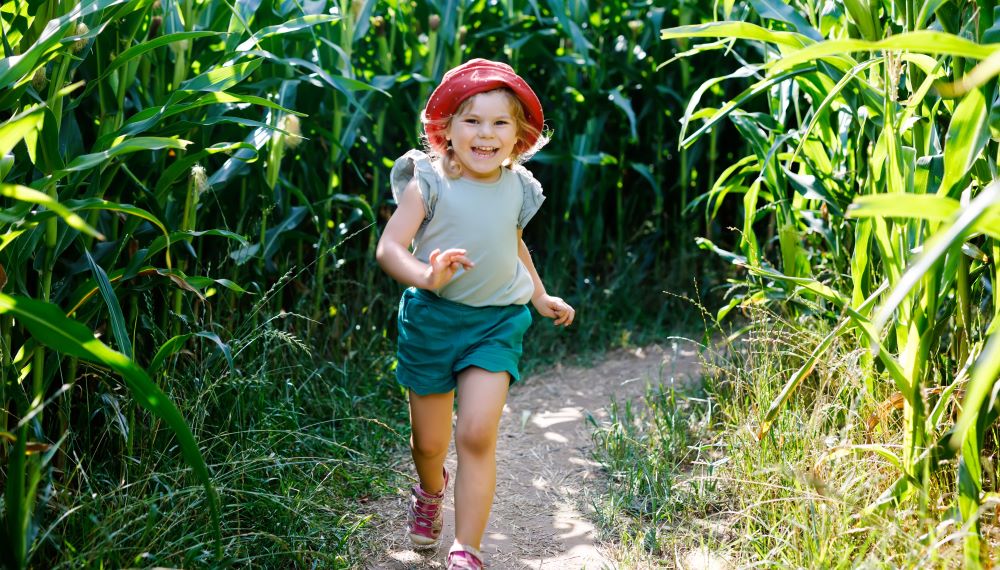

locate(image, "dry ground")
[[363, 343, 703, 569]]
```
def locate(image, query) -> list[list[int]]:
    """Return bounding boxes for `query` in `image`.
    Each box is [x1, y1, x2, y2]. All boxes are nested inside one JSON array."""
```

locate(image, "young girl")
[[376, 59, 575, 569]]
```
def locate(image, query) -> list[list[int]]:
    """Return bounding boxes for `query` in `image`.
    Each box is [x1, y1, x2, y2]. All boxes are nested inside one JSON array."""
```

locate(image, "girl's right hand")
[[423, 248, 474, 290]]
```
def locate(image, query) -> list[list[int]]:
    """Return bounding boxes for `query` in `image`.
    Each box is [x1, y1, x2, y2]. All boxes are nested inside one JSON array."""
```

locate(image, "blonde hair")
[[422, 88, 549, 179]]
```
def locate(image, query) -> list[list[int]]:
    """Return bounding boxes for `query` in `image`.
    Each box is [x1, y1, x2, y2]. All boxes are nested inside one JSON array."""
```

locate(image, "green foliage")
[[1, 0, 721, 565], [666, 0, 1000, 564]]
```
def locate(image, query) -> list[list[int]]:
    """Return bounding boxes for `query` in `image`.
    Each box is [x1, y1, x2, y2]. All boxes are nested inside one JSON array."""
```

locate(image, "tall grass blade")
[[83, 250, 132, 359], [758, 284, 884, 437], [0, 293, 222, 556], [148, 333, 194, 376]]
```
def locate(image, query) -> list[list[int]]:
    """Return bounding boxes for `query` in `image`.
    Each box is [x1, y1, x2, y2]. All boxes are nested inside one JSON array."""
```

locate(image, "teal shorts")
[[396, 287, 532, 395]]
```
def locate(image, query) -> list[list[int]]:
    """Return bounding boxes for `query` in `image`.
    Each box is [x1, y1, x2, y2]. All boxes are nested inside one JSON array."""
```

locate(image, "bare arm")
[[376, 178, 473, 289], [517, 229, 575, 326]]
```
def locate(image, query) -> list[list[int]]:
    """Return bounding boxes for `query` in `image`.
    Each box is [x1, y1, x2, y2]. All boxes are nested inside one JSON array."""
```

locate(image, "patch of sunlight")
[[544, 431, 569, 443], [568, 456, 602, 468], [682, 547, 732, 570], [531, 407, 582, 428], [389, 550, 424, 563]]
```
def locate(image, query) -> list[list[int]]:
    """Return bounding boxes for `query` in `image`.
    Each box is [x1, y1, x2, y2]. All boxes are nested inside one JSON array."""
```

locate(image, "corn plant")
[[2, 0, 742, 565], [0, 0, 371, 565], [665, 0, 1000, 564]]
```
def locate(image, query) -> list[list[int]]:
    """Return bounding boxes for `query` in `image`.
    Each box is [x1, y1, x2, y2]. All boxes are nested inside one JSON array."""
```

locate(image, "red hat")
[[422, 58, 545, 155]]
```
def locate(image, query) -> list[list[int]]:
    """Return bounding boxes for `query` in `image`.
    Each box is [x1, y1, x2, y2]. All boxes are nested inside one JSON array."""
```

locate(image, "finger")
[[557, 305, 574, 326], [441, 248, 467, 259], [442, 250, 472, 266], [428, 248, 442, 263], [553, 307, 568, 325], [450, 254, 475, 269]]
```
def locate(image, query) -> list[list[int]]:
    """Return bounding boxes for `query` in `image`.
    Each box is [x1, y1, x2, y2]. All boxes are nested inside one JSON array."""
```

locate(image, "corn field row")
[[7, 0, 1000, 566], [668, 0, 1000, 565], [0, 0, 709, 566]]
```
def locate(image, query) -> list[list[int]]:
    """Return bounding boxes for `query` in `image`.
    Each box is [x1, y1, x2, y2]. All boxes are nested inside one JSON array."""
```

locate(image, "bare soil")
[[364, 343, 703, 569]]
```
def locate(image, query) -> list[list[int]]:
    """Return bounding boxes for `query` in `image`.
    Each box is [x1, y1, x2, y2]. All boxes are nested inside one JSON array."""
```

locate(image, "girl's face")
[[446, 91, 518, 183]]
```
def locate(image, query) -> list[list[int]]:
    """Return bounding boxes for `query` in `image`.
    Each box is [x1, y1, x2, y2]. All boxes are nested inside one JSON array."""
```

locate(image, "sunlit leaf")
[[939, 89, 989, 197], [60, 137, 191, 174], [0, 293, 221, 548], [0, 184, 103, 239]]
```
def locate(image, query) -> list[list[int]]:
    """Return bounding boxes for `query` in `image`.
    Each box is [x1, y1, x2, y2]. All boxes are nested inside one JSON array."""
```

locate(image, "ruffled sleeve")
[[390, 149, 442, 222], [512, 164, 545, 229]]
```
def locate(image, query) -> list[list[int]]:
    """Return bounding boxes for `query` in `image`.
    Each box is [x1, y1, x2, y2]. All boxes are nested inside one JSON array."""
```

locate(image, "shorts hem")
[[455, 359, 521, 384], [397, 375, 456, 395]]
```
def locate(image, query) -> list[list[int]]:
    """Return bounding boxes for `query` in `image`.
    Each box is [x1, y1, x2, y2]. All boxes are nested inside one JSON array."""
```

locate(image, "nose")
[[477, 122, 494, 137]]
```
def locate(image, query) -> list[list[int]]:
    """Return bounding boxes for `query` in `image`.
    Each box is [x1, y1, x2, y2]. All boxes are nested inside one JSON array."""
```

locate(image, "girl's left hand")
[[533, 294, 575, 327]]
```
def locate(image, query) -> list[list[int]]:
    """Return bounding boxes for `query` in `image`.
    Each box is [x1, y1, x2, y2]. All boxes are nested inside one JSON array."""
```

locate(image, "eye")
[[496, 120, 510, 126], [463, 118, 479, 125]]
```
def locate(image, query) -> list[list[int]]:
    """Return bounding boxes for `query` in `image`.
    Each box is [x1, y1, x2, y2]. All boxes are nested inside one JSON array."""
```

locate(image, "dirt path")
[[365, 343, 702, 569]]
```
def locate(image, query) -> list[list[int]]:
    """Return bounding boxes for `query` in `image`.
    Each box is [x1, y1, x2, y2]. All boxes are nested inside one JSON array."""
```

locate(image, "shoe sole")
[[409, 533, 440, 550]]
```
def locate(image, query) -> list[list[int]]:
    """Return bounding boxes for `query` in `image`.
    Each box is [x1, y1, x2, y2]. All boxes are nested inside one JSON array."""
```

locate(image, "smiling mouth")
[[471, 146, 498, 158]]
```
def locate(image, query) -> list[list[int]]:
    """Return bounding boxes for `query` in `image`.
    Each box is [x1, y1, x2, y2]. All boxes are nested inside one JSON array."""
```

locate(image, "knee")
[[456, 421, 498, 456], [411, 431, 449, 460]]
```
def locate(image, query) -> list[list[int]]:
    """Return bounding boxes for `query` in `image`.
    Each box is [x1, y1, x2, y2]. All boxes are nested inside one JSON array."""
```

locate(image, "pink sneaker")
[[446, 544, 483, 569], [407, 468, 449, 549]]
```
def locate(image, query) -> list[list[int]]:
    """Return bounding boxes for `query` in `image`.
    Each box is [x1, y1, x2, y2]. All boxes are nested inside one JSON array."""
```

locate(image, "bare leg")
[[453, 367, 509, 549], [409, 389, 454, 493]]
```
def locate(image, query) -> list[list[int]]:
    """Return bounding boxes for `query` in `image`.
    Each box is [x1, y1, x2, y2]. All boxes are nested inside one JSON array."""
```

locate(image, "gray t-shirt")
[[390, 150, 545, 307]]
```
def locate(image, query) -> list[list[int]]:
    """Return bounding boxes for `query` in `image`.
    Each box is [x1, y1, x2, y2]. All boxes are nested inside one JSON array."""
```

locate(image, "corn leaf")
[[939, 89, 989, 198], [847, 194, 960, 223], [0, 184, 103, 240], [872, 183, 1000, 335], [0, 106, 43, 158], [0, 0, 130, 89], [179, 58, 262, 92], [767, 32, 1000, 76], [235, 15, 340, 52], [952, 331, 1000, 451], [83, 250, 131, 359], [660, 22, 812, 48], [59, 137, 191, 174], [0, 293, 221, 550], [748, 0, 823, 41]]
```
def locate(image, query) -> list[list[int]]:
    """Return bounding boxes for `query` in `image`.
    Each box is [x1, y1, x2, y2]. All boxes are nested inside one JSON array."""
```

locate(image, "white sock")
[[449, 541, 481, 559]]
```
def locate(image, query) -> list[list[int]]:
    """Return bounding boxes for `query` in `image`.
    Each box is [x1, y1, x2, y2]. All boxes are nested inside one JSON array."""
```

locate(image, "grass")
[[525, 246, 717, 373], [15, 247, 697, 568], [4, 0, 730, 564], [27, 282, 411, 568], [589, 306, 996, 567]]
